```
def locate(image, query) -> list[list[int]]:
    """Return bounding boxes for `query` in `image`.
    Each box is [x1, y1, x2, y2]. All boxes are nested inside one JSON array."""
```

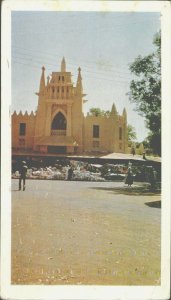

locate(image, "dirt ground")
[[11, 179, 161, 285]]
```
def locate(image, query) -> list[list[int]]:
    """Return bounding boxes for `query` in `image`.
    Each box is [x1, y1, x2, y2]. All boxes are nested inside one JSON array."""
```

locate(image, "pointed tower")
[[39, 66, 46, 93], [47, 75, 50, 85], [61, 57, 66, 72], [122, 107, 128, 153], [110, 103, 118, 116], [34, 66, 47, 144], [122, 107, 127, 122], [76, 67, 83, 94]]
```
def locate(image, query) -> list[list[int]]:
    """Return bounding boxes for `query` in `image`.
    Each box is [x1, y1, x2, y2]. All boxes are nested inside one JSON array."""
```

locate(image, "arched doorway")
[[49, 112, 67, 154], [51, 112, 66, 130]]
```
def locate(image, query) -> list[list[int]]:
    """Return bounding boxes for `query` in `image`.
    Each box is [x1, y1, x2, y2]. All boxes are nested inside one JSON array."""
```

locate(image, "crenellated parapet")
[[12, 110, 36, 118]]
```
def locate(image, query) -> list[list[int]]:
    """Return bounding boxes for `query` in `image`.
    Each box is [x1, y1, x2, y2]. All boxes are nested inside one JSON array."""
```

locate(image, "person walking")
[[148, 167, 157, 191], [125, 167, 134, 187], [67, 165, 74, 181], [131, 147, 135, 156], [19, 161, 28, 191]]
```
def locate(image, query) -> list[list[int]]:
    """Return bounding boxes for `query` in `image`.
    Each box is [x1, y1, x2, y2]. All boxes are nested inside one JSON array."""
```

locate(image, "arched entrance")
[[49, 112, 67, 154], [51, 112, 66, 130]]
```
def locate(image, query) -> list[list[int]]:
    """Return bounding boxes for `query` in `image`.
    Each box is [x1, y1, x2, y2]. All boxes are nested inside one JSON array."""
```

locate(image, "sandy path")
[[11, 180, 161, 285]]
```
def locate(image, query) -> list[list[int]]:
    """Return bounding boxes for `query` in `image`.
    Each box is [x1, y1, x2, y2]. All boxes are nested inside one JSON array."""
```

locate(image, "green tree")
[[129, 31, 161, 155], [88, 107, 110, 117], [127, 124, 137, 144]]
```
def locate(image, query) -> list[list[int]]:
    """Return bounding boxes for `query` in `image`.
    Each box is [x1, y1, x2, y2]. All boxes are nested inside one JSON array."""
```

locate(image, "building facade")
[[12, 58, 128, 155]]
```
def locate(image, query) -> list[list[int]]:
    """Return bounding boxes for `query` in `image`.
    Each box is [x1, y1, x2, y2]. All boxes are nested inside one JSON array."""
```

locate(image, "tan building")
[[12, 58, 128, 155]]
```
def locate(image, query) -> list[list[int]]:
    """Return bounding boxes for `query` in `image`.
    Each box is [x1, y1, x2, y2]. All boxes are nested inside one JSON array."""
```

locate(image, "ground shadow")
[[90, 185, 161, 196], [145, 200, 161, 208]]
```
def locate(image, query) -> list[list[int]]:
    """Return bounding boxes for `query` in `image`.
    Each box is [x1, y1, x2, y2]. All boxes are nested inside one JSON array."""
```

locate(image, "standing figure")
[[149, 167, 157, 191], [67, 166, 74, 181], [19, 161, 28, 191], [131, 147, 135, 156], [142, 151, 146, 160], [125, 167, 134, 187]]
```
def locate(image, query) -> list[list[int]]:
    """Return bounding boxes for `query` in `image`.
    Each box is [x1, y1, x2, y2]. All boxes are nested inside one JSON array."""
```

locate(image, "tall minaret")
[[34, 66, 47, 142], [61, 57, 66, 72], [110, 103, 118, 116], [76, 67, 83, 94], [122, 107, 128, 153], [122, 107, 127, 122], [39, 66, 46, 93]]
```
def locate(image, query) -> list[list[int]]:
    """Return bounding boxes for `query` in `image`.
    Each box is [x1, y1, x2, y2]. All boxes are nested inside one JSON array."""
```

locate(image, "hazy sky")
[[12, 11, 160, 142]]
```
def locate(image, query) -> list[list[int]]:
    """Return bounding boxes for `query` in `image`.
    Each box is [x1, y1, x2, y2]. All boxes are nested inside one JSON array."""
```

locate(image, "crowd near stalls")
[[12, 159, 161, 189]]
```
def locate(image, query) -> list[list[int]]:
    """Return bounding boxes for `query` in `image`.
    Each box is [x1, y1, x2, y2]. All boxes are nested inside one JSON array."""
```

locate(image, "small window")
[[19, 123, 26, 136], [119, 127, 122, 140], [62, 87, 64, 93], [93, 125, 99, 138], [59, 76, 60, 81], [93, 141, 99, 148], [62, 76, 64, 81], [119, 143, 122, 150], [57, 87, 59, 93]]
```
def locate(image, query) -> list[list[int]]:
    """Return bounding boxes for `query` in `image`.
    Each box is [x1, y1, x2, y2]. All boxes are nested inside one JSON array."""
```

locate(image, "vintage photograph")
[[1, 1, 171, 300]]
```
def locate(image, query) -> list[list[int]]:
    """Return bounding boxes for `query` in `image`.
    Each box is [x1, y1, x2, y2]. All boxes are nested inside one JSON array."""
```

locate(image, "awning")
[[36, 136, 78, 147]]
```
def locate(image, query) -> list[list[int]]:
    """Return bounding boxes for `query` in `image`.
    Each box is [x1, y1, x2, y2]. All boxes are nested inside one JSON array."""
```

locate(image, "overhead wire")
[[12, 57, 130, 85], [13, 53, 131, 81], [12, 53, 132, 84], [12, 45, 131, 76]]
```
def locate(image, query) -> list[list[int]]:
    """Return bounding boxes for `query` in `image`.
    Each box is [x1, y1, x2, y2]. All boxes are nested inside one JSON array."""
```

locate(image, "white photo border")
[[1, 1, 171, 299]]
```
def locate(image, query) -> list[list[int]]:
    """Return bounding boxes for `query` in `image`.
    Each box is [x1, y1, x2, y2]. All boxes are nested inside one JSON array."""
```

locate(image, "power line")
[[13, 59, 130, 85], [12, 46, 131, 76], [13, 52, 131, 81]]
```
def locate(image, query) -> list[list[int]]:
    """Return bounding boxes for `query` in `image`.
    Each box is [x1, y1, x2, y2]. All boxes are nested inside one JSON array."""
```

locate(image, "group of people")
[[124, 165, 158, 189], [18, 161, 75, 191], [17, 160, 158, 191]]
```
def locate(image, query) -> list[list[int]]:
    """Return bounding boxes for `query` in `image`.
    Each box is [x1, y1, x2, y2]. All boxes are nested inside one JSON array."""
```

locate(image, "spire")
[[76, 67, 83, 94], [110, 103, 117, 116], [61, 57, 66, 72], [122, 107, 127, 122], [39, 66, 46, 92], [122, 107, 127, 118], [47, 75, 50, 85]]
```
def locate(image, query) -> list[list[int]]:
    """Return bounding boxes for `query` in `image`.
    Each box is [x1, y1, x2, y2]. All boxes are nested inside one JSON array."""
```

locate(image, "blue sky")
[[12, 11, 160, 142]]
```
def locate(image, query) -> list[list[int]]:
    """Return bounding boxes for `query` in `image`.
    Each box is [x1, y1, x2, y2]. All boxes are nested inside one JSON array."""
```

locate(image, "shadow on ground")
[[90, 185, 161, 196], [145, 200, 161, 208]]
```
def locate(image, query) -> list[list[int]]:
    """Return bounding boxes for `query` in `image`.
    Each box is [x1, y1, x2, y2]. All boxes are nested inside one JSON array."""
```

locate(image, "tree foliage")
[[88, 107, 110, 117], [129, 31, 161, 155], [127, 124, 137, 143]]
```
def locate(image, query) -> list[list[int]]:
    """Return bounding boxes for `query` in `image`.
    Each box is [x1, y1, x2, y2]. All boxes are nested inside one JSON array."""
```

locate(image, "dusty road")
[[11, 180, 161, 285]]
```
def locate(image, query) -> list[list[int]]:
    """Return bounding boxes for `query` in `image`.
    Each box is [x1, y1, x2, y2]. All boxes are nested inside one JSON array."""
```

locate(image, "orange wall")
[[12, 112, 36, 150]]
